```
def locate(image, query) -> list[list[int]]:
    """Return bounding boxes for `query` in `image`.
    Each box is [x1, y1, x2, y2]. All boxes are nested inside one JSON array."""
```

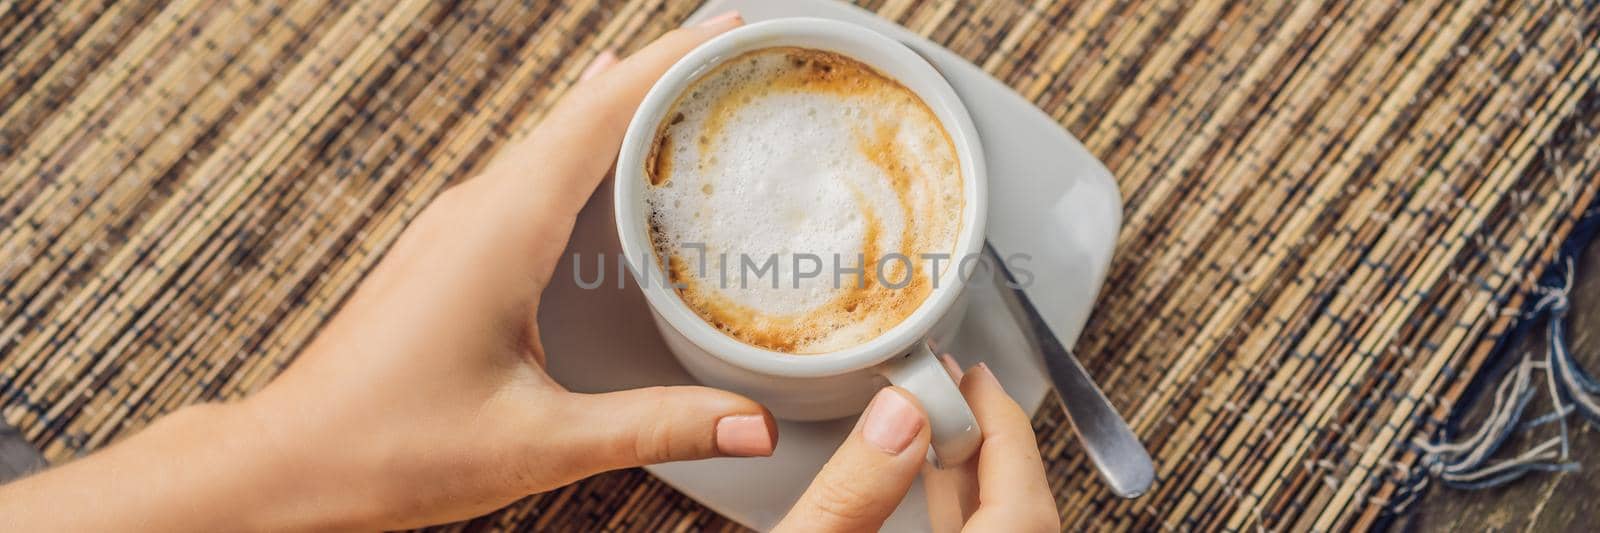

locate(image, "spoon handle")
[[983, 242, 1154, 498], [1044, 347, 1155, 498]]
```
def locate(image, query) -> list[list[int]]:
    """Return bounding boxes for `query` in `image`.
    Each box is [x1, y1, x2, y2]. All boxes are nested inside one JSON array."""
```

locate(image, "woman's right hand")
[[773, 361, 1061, 532]]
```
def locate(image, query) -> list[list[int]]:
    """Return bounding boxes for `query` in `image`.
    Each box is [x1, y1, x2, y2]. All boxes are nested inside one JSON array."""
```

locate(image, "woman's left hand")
[[247, 12, 767, 530]]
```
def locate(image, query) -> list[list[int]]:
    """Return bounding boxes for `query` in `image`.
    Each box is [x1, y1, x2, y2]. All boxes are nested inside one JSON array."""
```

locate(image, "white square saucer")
[[537, 1, 1122, 530]]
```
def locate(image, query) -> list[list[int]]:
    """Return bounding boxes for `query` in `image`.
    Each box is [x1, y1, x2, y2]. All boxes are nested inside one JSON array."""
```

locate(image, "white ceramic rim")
[[614, 17, 987, 379]]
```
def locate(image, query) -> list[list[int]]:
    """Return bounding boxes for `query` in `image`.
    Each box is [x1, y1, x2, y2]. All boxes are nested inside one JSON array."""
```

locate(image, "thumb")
[[776, 387, 931, 533], [566, 386, 777, 470]]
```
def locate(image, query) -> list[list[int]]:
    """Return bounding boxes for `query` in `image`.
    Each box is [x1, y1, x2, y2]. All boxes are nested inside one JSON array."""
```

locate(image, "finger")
[[559, 385, 775, 472], [775, 388, 929, 533], [479, 11, 745, 218], [922, 450, 977, 533], [960, 364, 1060, 531]]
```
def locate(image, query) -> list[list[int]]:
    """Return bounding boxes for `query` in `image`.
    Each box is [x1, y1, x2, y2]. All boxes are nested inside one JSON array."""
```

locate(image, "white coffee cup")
[[614, 18, 987, 465]]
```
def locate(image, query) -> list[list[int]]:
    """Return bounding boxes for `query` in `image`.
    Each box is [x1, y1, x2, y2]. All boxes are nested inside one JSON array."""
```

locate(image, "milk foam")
[[645, 48, 962, 354]]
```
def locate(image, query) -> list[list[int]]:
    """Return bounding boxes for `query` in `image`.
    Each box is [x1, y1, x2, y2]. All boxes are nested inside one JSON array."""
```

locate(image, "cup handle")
[[879, 341, 981, 467]]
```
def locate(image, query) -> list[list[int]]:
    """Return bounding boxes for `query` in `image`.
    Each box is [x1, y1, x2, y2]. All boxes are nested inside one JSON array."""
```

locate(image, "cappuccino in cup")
[[618, 19, 985, 457], [644, 47, 963, 354]]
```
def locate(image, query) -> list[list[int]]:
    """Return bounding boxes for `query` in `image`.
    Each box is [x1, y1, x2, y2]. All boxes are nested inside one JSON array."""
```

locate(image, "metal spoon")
[[898, 39, 1155, 497], [983, 243, 1154, 498]]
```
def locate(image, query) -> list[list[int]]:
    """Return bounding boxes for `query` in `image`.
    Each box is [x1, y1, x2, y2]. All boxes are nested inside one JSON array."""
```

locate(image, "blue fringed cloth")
[[1393, 199, 1600, 510]]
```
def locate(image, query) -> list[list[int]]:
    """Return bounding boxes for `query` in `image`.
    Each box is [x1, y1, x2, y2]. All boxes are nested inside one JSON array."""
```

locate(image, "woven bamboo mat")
[[2, 0, 1598, 530]]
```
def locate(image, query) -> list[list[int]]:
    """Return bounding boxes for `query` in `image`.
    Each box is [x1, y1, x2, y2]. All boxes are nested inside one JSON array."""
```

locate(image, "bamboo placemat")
[[1, 0, 1597, 530]]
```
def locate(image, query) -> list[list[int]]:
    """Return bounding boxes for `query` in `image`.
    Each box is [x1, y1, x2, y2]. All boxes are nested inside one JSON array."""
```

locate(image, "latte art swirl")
[[645, 47, 963, 354]]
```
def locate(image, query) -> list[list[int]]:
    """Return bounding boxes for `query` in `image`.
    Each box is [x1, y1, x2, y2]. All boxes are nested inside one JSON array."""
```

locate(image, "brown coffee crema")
[[645, 47, 963, 354]]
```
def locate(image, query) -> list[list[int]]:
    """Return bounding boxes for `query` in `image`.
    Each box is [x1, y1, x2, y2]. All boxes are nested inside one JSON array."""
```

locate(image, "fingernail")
[[579, 50, 619, 82], [715, 415, 775, 457], [862, 388, 924, 455], [696, 10, 742, 28], [939, 354, 964, 380], [972, 362, 1004, 391]]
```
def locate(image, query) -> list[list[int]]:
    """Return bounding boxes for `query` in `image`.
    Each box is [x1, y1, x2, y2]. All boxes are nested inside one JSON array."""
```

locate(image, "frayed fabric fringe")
[[1388, 202, 1600, 514]]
